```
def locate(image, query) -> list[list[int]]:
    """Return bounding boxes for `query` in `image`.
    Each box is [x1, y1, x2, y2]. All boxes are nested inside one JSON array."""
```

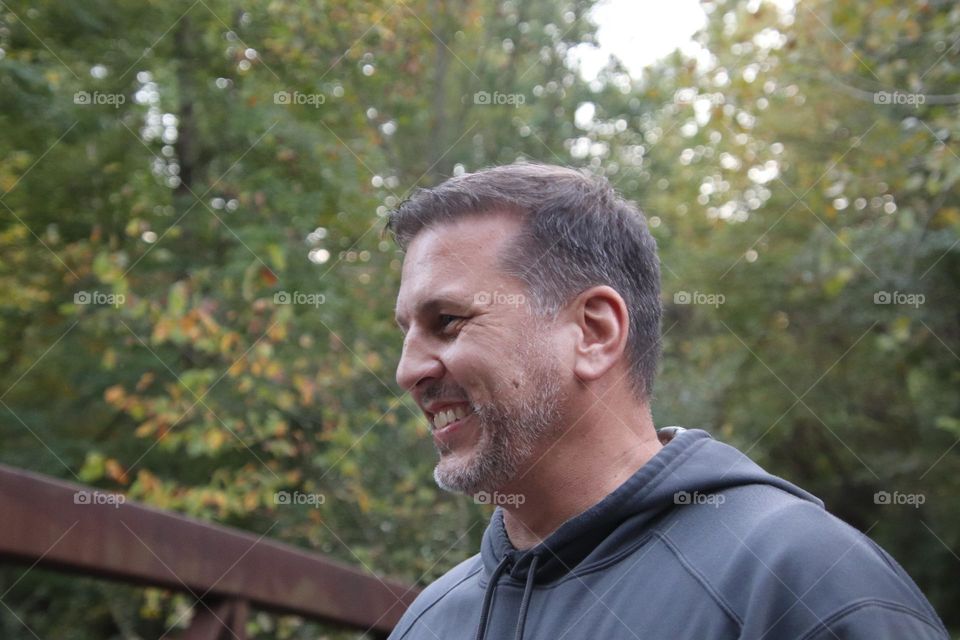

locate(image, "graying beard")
[[433, 352, 565, 496]]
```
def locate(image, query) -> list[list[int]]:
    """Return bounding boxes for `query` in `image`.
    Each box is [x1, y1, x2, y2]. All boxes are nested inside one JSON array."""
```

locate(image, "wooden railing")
[[0, 464, 419, 639]]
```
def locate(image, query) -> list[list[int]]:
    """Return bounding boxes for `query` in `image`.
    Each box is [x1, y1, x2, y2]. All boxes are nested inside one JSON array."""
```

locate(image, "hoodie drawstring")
[[475, 554, 540, 640], [475, 555, 512, 640], [513, 554, 539, 640]]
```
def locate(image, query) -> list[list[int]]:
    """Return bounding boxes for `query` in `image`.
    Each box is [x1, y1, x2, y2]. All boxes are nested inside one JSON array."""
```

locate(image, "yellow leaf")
[[104, 384, 126, 406], [206, 428, 227, 451], [105, 458, 129, 484], [356, 489, 370, 513], [135, 371, 155, 391]]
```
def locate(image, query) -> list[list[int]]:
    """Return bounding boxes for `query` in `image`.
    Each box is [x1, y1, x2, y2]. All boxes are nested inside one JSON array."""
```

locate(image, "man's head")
[[388, 163, 661, 495]]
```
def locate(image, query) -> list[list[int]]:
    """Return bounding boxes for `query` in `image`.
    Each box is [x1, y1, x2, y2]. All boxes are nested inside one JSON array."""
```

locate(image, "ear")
[[570, 285, 630, 383]]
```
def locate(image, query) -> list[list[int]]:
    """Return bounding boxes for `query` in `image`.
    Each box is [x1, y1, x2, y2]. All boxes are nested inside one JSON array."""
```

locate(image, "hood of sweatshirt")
[[472, 427, 823, 640]]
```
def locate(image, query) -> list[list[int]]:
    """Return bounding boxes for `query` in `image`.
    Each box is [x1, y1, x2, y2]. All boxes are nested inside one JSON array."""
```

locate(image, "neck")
[[497, 401, 661, 550]]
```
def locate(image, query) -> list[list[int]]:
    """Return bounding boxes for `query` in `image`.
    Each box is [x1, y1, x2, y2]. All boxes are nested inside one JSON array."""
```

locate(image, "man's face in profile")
[[394, 212, 569, 496]]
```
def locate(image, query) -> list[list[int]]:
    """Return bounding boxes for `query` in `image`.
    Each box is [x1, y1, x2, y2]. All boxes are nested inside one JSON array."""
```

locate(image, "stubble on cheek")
[[432, 338, 567, 495]]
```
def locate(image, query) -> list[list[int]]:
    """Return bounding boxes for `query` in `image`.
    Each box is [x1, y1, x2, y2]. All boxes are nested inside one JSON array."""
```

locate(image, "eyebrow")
[[395, 294, 468, 331]]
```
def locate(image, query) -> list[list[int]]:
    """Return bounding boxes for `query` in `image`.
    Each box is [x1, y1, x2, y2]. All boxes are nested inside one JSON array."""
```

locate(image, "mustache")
[[421, 384, 470, 405]]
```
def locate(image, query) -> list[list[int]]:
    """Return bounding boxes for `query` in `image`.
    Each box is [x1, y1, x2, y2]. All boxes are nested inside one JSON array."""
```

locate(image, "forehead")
[[395, 212, 522, 322]]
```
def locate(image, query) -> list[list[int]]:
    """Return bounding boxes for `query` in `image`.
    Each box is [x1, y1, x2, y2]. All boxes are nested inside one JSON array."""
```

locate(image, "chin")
[[434, 450, 520, 498], [434, 457, 474, 494], [434, 456, 488, 496]]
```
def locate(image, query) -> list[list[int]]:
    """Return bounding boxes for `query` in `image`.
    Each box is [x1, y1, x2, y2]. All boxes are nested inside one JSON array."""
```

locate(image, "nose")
[[395, 328, 444, 392]]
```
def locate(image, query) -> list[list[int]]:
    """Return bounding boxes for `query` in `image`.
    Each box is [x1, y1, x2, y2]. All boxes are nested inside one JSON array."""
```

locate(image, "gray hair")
[[385, 162, 662, 400]]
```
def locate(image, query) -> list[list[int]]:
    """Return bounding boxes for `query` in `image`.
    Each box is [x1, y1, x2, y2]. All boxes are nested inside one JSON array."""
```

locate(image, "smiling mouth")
[[430, 404, 474, 431]]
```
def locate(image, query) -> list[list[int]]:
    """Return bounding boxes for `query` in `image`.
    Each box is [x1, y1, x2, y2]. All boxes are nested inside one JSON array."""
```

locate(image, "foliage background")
[[1, 0, 957, 637]]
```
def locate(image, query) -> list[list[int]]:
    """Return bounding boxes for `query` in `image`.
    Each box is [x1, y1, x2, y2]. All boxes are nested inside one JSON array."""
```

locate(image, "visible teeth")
[[435, 409, 455, 430], [432, 405, 472, 430]]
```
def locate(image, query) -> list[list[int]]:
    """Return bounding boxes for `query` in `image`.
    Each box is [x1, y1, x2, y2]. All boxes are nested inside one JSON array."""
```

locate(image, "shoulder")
[[655, 484, 947, 638], [388, 553, 483, 640]]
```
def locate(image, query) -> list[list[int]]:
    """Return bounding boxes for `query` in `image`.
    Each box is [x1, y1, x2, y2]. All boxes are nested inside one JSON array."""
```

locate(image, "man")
[[386, 163, 947, 639]]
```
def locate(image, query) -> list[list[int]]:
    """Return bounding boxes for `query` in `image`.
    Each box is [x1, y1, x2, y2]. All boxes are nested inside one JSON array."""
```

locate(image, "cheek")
[[439, 342, 485, 389], [442, 339, 512, 394], [445, 320, 533, 390]]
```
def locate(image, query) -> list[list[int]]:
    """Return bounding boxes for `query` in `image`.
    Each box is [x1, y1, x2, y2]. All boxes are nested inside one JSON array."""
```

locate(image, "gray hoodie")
[[388, 427, 948, 639]]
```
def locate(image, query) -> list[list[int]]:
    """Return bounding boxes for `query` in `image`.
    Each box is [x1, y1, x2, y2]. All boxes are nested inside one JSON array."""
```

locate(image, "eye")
[[438, 314, 463, 331]]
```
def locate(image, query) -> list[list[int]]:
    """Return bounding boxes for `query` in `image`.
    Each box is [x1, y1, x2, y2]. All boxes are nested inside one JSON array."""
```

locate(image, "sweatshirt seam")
[[796, 598, 947, 640], [495, 532, 657, 590], [626, 433, 712, 505], [481, 432, 711, 588], [393, 563, 483, 640], [562, 532, 655, 581], [653, 530, 744, 629], [614, 435, 715, 518], [859, 535, 945, 625]]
